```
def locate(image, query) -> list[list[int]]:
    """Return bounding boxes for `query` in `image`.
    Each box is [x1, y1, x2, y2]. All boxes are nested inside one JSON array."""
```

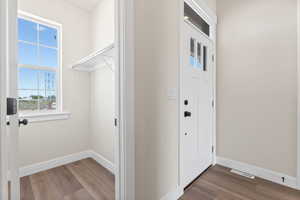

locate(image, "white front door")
[[181, 21, 214, 188]]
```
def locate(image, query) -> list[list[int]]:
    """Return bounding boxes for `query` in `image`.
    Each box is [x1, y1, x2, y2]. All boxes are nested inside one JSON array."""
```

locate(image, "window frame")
[[17, 11, 63, 115]]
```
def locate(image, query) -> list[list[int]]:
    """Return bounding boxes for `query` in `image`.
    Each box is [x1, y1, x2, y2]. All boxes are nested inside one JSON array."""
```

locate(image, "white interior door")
[[6, 0, 20, 199], [181, 21, 214, 188], [0, 0, 9, 199]]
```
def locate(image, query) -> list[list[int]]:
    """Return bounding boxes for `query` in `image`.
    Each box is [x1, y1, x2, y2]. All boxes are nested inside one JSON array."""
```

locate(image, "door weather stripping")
[[230, 169, 255, 179]]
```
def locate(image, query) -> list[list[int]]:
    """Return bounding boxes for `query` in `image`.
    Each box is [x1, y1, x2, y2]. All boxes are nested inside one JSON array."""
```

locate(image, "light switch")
[[167, 88, 177, 100]]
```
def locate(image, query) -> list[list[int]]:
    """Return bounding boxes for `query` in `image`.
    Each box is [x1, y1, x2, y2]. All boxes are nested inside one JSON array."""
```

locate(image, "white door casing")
[[7, 0, 20, 199], [0, 0, 9, 199], [181, 21, 214, 188], [1, 0, 19, 199], [115, 0, 135, 199]]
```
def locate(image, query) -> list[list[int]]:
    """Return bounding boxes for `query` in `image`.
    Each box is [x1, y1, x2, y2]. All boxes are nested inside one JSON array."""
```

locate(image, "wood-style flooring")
[[180, 165, 300, 200], [21, 158, 115, 200], [21, 160, 300, 200]]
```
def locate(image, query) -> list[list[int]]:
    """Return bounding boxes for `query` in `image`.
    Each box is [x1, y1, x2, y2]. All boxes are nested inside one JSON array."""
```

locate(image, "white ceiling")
[[65, 0, 101, 12]]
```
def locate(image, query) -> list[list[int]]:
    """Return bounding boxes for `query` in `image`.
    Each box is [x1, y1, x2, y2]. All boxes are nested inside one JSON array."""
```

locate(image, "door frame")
[[297, 0, 300, 190], [0, 0, 9, 199], [115, 0, 135, 199], [178, 0, 217, 192], [2, 0, 136, 199]]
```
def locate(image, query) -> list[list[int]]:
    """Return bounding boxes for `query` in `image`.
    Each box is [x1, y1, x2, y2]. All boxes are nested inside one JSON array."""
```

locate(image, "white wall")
[[134, 0, 216, 199], [203, 0, 216, 12], [90, 0, 115, 164], [134, 0, 180, 197], [91, 0, 114, 50], [217, 0, 297, 176], [18, 0, 91, 167]]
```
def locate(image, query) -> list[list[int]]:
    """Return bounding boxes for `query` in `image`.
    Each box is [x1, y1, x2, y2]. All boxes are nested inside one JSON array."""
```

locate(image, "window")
[[190, 38, 195, 66], [184, 2, 210, 37], [18, 14, 61, 114]]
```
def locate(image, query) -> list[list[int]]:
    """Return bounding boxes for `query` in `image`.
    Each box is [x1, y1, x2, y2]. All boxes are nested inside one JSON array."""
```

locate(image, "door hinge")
[[212, 100, 215, 108], [212, 55, 215, 62], [212, 146, 214, 153], [114, 118, 118, 127]]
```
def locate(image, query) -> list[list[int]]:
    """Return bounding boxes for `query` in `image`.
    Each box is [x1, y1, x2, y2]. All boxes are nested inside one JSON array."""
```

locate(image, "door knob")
[[19, 119, 28, 126], [184, 111, 192, 117]]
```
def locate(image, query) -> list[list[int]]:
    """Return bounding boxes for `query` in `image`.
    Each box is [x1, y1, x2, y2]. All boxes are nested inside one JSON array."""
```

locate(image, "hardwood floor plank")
[[46, 165, 83, 196], [29, 171, 64, 200], [67, 160, 115, 200], [255, 178, 300, 200], [181, 186, 215, 200], [20, 177, 35, 200], [64, 189, 95, 200], [83, 158, 115, 190], [181, 165, 300, 200], [21, 159, 115, 200]]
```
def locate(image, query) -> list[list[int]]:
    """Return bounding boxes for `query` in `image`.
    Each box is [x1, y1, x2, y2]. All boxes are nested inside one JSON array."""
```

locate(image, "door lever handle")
[[184, 111, 192, 117], [19, 119, 28, 126]]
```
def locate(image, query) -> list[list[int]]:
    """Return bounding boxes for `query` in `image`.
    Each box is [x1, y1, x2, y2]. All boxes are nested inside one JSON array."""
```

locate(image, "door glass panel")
[[203, 45, 207, 71], [190, 38, 195, 66], [197, 42, 202, 69]]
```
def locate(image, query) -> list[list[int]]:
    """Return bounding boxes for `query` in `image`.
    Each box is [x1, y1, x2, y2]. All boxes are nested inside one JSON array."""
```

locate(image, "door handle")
[[184, 111, 192, 117], [19, 119, 28, 126]]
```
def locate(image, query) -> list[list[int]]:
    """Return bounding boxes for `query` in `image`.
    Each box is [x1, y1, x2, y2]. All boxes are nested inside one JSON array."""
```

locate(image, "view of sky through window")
[[18, 17, 59, 112]]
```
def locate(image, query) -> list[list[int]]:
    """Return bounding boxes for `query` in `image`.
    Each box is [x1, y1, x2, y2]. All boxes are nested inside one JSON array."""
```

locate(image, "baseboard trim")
[[90, 151, 115, 174], [160, 187, 184, 200], [217, 157, 298, 190], [19, 150, 115, 178]]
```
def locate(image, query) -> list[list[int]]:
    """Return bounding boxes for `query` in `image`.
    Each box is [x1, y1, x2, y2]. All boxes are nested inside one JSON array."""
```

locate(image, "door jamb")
[[0, 0, 9, 199], [8, 0, 20, 198], [178, 0, 217, 193], [115, 0, 135, 199], [297, 0, 300, 190]]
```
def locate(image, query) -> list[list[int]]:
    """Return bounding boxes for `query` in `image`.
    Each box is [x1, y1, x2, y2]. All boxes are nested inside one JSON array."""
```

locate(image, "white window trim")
[[19, 112, 71, 123], [18, 11, 66, 122]]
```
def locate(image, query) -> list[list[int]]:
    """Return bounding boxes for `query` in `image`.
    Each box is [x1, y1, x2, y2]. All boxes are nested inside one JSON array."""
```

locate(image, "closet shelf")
[[71, 43, 114, 72]]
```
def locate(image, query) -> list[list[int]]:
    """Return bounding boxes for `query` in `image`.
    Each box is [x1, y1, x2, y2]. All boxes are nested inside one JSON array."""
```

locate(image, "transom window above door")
[[18, 14, 61, 114]]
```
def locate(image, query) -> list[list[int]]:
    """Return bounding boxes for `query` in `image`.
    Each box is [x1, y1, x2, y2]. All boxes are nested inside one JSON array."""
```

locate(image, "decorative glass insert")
[[190, 38, 196, 66], [196, 42, 202, 69], [203, 45, 207, 71]]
